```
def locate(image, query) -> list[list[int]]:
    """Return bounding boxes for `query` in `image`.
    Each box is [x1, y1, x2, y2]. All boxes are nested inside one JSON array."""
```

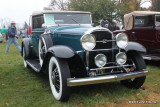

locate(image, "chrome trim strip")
[[67, 70, 148, 86], [84, 27, 113, 35], [96, 40, 115, 43], [86, 51, 89, 71], [90, 65, 132, 71], [76, 50, 84, 54], [26, 61, 39, 72], [89, 48, 118, 52], [54, 32, 81, 36]]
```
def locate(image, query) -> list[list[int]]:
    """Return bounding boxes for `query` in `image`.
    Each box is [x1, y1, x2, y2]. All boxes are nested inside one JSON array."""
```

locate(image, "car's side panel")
[[50, 26, 92, 52], [53, 34, 83, 51], [130, 28, 156, 50]]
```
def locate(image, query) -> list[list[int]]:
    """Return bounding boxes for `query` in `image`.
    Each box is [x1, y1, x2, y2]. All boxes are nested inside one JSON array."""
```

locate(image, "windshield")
[[45, 13, 91, 25]]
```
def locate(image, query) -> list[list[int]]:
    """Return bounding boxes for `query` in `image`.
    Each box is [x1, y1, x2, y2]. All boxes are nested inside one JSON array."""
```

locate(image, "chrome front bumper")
[[67, 70, 148, 86]]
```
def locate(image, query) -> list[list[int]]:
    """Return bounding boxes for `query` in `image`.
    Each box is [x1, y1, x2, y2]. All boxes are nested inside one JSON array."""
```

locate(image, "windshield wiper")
[[72, 19, 80, 26]]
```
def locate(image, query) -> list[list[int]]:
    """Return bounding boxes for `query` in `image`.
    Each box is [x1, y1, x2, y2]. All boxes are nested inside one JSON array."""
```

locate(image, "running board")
[[143, 56, 152, 60], [143, 55, 160, 61], [26, 59, 41, 72]]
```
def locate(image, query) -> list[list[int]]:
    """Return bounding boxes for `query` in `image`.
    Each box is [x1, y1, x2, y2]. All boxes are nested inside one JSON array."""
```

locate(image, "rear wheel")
[[49, 57, 71, 101], [23, 47, 29, 68], [121, 52, 146, 89], [39, 37, 47, 66]]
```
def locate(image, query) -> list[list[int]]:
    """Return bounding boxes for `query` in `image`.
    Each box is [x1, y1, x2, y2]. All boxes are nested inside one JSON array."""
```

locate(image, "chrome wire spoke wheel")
[[39, 37, 47, 66], [51, 67, 60, 93], [124, 59, 137, 81]]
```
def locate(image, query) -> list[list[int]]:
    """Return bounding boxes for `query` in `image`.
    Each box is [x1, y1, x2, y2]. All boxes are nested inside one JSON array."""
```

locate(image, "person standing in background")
[[6, 21, 21, 53], [1, 26, 8, 42], [112, 22, 120, 31]]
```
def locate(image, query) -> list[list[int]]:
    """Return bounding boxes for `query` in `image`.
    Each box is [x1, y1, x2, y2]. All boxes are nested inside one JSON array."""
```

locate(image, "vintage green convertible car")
[[22, 10, 148, 101]]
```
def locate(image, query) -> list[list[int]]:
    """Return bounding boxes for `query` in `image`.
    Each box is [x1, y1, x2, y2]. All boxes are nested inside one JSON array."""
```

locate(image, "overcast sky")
[[0, 0, 50, 24], [0, 0, 151, 24]]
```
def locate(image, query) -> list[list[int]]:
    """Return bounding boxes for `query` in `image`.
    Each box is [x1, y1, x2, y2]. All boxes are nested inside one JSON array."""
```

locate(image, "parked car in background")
[[22, 10, 148, 101], [113, 11, 160, 61]]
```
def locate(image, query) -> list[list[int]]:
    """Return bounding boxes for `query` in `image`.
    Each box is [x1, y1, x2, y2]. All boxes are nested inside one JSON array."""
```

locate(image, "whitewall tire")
[[49, 56, 71, 101], [23, 47, 29, 68]]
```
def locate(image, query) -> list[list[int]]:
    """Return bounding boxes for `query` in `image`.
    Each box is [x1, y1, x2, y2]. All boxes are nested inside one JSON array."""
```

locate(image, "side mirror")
[[28, 27, 32, 35]]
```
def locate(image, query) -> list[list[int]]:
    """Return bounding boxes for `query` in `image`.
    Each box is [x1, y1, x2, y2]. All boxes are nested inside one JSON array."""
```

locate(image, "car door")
[[31, 15, 45, 56], [154, 15, 160, 55], [130, 15, 156, 51]]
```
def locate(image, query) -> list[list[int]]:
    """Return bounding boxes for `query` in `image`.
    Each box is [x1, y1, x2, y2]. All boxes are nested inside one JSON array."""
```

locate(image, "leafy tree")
[[70, 0, 118, 24], [44, 0, 70, 10], [44, 0, 146, 24], [151, 0, 160, 11]]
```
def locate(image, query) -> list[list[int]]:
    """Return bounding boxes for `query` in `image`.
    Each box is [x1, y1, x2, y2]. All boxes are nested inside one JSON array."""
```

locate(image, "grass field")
[[0, 39, 160, 107]]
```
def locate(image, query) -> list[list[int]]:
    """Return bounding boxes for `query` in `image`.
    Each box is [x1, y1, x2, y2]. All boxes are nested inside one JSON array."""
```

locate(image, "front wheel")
[[121, 52, 146, 89], [48, 57, 71, 101]]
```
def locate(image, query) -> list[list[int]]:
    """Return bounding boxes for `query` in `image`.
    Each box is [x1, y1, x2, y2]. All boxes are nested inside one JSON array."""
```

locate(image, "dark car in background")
[[114, 11, 160, 61]]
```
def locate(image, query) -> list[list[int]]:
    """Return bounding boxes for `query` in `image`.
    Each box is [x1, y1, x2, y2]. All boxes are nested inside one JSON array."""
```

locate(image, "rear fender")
[[22, 38, 31, 59]]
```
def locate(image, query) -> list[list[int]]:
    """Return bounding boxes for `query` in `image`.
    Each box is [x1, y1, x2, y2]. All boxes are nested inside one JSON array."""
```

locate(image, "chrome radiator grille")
[[92, 31, 113, 49], [88, 31, 118, 68]]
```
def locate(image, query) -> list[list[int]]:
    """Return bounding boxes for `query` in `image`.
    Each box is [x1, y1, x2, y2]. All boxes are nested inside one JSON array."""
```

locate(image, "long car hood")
[[50, 25, 93, 36]]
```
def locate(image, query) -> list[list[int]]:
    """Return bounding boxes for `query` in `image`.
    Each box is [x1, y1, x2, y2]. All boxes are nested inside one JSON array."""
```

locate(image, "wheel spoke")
[[51, 67, 60, 92]]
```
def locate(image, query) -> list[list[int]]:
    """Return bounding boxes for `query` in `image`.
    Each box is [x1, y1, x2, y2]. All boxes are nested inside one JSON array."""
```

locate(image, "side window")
[[155, 15, 160, 27], [32, 15, 44, 29], [134, 15, 153, 27]]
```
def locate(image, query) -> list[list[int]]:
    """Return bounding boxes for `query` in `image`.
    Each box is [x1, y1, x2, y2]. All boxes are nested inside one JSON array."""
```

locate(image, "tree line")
[[44, 0, 159, 24]]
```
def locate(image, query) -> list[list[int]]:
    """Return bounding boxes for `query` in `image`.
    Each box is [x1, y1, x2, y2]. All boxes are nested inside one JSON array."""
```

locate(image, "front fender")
[[47, 45, 75, 58], [41, 45, 87, 77], [125, 42, 146, 53], [40, 45, 76, 72]]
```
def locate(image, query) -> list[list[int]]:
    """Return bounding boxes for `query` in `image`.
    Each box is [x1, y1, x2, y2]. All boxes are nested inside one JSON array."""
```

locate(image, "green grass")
[[0, 39, 160, 107]]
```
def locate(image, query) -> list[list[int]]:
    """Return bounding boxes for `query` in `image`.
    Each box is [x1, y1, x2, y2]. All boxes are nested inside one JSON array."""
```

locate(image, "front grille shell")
[[87, 30, 119, 69]]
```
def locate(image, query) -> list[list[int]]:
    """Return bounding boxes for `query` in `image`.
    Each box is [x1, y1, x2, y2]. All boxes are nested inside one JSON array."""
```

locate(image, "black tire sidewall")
[[121, 51, 146, 89]]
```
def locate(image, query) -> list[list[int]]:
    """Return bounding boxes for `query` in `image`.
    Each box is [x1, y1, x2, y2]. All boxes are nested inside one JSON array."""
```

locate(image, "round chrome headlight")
[[116, 33, 128, 49], [81, 34, 96, 51], [116, 52, 127, 65], [95, 54, 107, 67]]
